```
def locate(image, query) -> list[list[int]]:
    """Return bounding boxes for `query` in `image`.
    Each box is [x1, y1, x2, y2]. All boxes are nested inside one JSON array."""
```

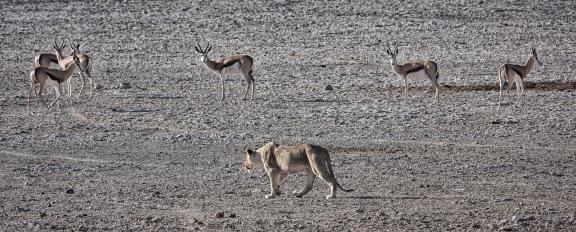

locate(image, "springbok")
[[28, 54, 85, 110], [36, 40, 93, 99], [497, 47, 541, 110], [386, 45, 440, 103], [194, 43, 255, 101], [69, 42, 94, 99], [51, 40, 74, 99]]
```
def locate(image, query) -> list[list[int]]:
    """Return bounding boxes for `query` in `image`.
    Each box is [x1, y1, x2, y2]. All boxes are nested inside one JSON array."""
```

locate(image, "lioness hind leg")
[[325, 182, 338, 199], [276, 173, 287, 196], [294, 169, 315, 198], [317, 173, 338, 199]]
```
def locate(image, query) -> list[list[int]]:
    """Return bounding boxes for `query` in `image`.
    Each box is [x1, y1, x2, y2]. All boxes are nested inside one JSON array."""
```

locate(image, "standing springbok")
[[34, 40, 74, 99], [69, 42, 94, 99], [386, 45, 440, 103], [194, 43, 255, 101], [28, 54, 85, 110], [497, 47, 541, 110], [52, 40, 74, 99]]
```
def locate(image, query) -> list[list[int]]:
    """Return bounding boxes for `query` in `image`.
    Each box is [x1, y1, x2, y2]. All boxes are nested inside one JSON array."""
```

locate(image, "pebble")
[[119, 82, 131, 89]]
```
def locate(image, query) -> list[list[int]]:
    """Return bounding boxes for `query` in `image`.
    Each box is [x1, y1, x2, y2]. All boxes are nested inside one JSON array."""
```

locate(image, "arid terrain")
[[1, 0, 576, 231]]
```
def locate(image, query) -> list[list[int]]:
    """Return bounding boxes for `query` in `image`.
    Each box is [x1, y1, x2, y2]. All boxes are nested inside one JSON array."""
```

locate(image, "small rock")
[[95, 84, 104, 90], [192, 217, 204, 225], [518, 215, 535, 222], [325, 84, 334, 91], [119, 82, 131, 89], [229, 213, 236, 218], [355, 208, 364, 213], [500, 225, 516, 231], [215, 212, 225, 218], [66, 189, 75, 194]]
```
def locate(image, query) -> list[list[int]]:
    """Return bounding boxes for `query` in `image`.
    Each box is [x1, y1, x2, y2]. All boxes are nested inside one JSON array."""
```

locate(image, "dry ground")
[[1, 0, 576, 231]]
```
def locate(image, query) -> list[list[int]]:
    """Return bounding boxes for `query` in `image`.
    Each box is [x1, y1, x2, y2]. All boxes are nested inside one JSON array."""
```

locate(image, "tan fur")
[[28, 54, 83, 110], [244, 143, 353, 199], [52, 40, 74, 99], [497, 47, 541, 110], [34, 53, 59, 69], [195, 43, 255, 101], [69, 42, 94, 99], [387, 46, 440, 104]]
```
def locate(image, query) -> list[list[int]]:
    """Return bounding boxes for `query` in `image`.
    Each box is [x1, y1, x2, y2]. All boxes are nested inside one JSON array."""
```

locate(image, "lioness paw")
[[265, 194, 275, 199]]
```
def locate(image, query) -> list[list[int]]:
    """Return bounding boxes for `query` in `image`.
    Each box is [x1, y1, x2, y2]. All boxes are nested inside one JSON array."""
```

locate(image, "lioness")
[[244, 142, 353, 199]]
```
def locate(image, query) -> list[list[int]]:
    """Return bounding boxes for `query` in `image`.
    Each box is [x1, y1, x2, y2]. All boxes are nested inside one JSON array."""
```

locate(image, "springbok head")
[[52, 39, 66, 56], [386, 45, 399, 64], [194, 43, 212, 63]]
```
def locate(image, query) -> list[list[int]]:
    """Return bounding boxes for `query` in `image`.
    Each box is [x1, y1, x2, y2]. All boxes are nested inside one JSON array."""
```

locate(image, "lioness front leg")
[[293, 170, 315, 198], [265, 169, 279, 199]]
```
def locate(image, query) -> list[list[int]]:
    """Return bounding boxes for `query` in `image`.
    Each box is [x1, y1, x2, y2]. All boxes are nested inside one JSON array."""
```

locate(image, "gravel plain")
[[1, 0, 576, 231]]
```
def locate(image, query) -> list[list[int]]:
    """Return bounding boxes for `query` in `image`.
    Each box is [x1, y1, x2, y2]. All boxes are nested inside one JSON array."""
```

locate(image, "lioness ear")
[[246, 148, 253, 154]]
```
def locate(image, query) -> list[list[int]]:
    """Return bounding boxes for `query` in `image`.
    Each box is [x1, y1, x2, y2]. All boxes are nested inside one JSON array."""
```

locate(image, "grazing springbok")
[[497, 47, 541, 110], [28, 54, 85, 110], [386, 45, 440, 103], [194, 43, 255, 101], [69, 42, 94, 99]]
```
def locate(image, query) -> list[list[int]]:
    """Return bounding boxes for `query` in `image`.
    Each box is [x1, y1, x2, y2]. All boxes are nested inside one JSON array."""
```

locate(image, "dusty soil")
[[2, 0, 576, 231]]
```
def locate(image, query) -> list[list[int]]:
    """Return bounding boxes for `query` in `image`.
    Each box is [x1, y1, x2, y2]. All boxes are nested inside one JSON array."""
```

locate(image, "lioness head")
[[244, 148, 262, 172], [244, 143, 278, 172]]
